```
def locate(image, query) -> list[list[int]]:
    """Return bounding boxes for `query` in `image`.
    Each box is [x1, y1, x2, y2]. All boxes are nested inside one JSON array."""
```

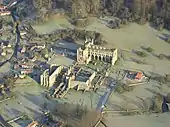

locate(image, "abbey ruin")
[[77, 38, 118, 65], [40, 39, 118, 98]]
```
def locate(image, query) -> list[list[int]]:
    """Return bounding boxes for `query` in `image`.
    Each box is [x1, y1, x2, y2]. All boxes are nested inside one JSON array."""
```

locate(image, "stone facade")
[[67, 66, 96, 91], [40, 65, 64, 88], [77, 38, 118, 65]]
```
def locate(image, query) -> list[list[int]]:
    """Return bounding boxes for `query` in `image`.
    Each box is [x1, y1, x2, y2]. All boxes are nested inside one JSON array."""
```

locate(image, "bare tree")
[[71, 0, 100, 18], [79, 110, 102, 127]]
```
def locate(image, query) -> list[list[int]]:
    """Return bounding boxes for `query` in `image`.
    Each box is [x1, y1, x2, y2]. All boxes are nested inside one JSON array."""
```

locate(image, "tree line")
[[25, 0, 170, 30]]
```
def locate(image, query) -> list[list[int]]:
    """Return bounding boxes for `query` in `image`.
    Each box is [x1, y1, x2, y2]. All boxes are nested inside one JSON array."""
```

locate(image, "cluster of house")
[[11, 41, 47, 78], [14, 62, 34, 76], [20, 42, 46, 63], [0, 6, 10, 16], [0, 0, 19, 16], [0, 40, 12, 56]]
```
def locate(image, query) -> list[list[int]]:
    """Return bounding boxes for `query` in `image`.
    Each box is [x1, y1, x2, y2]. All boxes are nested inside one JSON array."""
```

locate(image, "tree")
[[0, 19, 2, 29], [166, 93, 170, 103], [131, 0, 141, 19], [5, 77, 15, 88], [71, 0, 101, 18]]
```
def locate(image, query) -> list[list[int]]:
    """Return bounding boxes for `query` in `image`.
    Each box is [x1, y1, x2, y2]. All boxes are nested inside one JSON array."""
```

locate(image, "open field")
[[85, 19, 170, 126], [98, 113, 170, 127], [32, 14, 72, 35], [86, 21, 170, 74]]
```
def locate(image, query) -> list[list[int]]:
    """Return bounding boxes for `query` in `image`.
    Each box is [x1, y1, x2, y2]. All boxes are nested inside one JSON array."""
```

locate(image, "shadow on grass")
[[148, 71, 167, 83], [156, 33, 170, 44], [23, 92, 59, 112], [24, 106, 42, 119], [145, 88, 163, 96], [157, 35, 167, 41], [130, 57, 147, 64], [111, 94, 145, 109]]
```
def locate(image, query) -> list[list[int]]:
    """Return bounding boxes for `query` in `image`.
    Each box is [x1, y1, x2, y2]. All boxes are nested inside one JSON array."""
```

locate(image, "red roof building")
[[135, 72, 143, 80]]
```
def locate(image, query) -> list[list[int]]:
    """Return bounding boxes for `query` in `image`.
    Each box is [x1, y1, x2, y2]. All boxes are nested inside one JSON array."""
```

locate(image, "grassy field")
[[98, 113, 170, 127], [85, 19, 170, 127], [32, 14, 72, 34]]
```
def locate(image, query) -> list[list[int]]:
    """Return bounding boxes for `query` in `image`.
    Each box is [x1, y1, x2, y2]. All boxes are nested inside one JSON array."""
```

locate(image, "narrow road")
[[11, 10, 20, 59], [96, 81, 116, 112]]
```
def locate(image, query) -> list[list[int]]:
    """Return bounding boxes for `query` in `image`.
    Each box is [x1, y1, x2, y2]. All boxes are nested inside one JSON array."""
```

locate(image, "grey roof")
[[0, 78, 5, 84]]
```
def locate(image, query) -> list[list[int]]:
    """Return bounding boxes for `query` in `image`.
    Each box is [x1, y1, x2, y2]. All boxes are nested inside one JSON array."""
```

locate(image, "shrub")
[[152, 94, 163, 113], [115, 83, 134, 94], [145, 47, 154, 53], [157, 54, 170, 60], [151, 75, 167, 84], [165, 55, 170, 60], [143, 97, 154, 111], [166, 37, 170, 44], [166, 93, 170, 103], [135, 51, 147, 57], [157, 54, 165, 60]]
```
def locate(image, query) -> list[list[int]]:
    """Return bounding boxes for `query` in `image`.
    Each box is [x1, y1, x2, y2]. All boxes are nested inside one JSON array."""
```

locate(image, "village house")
[[1, 50, 7, 56], [0, 41, 13, 56], [14, 63, 34, 76], [18, 25, 27, 38], [20, 30, 27, 36], [26, 42, 46, 51], [0, 41, 12, 49], [21, 46, 26, 53]]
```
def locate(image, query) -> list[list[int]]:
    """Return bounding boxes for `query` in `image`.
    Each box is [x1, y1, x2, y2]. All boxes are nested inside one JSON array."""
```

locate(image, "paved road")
[[96, 81, 116, 112]]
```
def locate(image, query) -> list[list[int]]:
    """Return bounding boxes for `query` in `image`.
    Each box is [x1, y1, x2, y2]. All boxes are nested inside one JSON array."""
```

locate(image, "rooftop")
[[0, 40, 10, 46], [76, 69, 93, 82]]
